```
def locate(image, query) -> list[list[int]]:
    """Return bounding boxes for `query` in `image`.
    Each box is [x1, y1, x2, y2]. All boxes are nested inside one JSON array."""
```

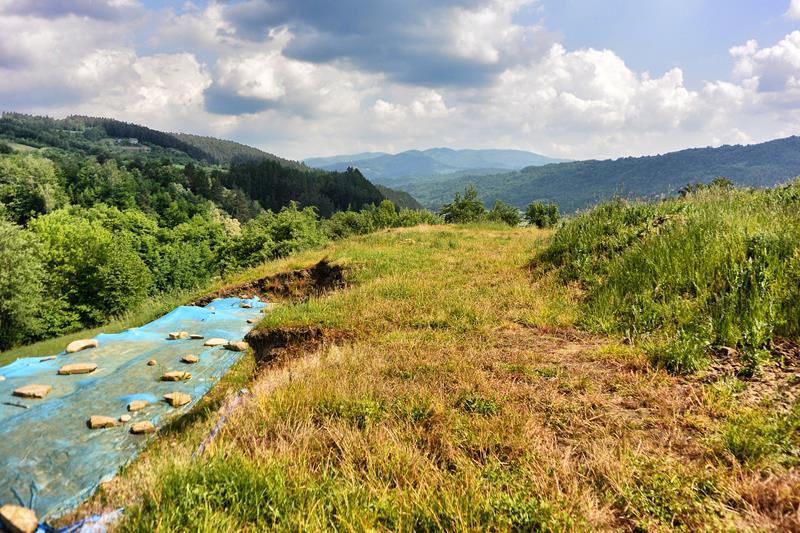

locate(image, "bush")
[[487, 201, 522, 226], [537, 181, 800, 373], [221, 202, 326, 272], [440, 186, 486, 223], [524, 201, 560, 228]]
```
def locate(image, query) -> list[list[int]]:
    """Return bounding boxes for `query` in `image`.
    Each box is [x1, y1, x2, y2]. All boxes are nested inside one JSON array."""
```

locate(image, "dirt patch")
[[194, 258, 344, 306], [702, 338, 800, 412], [245, 326, 327, 365]]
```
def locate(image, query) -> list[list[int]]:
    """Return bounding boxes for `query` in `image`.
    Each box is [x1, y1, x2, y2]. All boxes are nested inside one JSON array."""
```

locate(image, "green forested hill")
[[0, 112, 388, 217], [175, 132, 305, 168], [400, 136, 800, 211], [375, 185, 424, 210]]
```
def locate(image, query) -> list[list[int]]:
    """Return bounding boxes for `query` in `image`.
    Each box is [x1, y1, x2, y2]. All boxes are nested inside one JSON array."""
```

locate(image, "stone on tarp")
[[0, 504, 38, 533], [164, 392, 191, 407], [161, 371, 192, 381], [128, 400, 148, 412], [40, 356, 56, 362], [168, 331, 189, 340], [204, 337, 227, 347], [12, 384, 52, 399], [119, 414, 132, 423], [58, 362, 98, 375], [190, 334, 204, 339], [0, 375, 5, 382], [147, 359, 157, 366], [247, 318, 257, 324], [181, 355, 199, 364], [239, 302, 252, 309], [130, 421, 155, 434], [66, 338, 98, 353], [87, 416, 118, 429], [225, 341, 249, 352]]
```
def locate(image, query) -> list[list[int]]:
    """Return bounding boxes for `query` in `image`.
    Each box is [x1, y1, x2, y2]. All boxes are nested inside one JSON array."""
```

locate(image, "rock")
[[239, 302, 252, 309], [147, 359, 157, 366], [204, 337, 227, 347], [721, 346, 738, 357], [128, 400, 148, 412], [225, 341, 249, 352], [0, 375, 5, 382], [190, 334, 204, 340], [87, 415, 117, 429], [161, 371, 192, 381], [181, 355, 199, 364], [58, 363, 97, 375], [12, 384, 51, 399], [0, 504, 38, 533], [130, 421, 155, 434], [39, 356, 56, 362], [168, 331, 189, 340], [119, 414, 132, 423], [164, 392, 191, 407], [66, 339, 98, 353], [247, 318, 257, 324]]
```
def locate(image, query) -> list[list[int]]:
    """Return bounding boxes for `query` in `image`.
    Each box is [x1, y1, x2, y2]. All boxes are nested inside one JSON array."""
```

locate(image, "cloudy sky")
[[2, 0, 800, 160]]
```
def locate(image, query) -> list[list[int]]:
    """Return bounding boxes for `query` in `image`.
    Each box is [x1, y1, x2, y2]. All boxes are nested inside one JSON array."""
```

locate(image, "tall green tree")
[[440, 186, 486, 223], [0, 154, 67, 224], [0, 220, 44, 348]]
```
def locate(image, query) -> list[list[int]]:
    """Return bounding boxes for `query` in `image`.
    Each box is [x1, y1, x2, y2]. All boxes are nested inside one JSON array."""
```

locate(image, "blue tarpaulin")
[[0, 297, 264, 520]]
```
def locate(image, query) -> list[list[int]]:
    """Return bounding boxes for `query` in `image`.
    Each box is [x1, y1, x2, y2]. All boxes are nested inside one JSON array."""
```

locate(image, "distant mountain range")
[[395, 137, 800, 212], [304, 148, 569, 183]]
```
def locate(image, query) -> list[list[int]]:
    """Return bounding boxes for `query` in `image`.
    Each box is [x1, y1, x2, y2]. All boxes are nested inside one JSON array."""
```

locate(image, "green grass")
[[537, 180, 800, 374], [715, 402, 800, 467], [59, 223, 799, 531]]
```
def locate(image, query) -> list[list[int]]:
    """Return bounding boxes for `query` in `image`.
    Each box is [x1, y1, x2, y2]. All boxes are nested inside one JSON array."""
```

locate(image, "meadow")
[[54, 211, 798, 531]]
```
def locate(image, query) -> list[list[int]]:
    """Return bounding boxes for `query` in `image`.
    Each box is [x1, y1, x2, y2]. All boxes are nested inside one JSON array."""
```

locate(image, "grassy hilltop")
[[59, 180, 800, 531]]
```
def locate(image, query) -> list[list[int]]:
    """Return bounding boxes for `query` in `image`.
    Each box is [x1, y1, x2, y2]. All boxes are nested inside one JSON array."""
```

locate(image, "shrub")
[[525, 201, 560, 228], [440, 186, 486, 223], [537, 181, 800, 373], [487, 200, 522, 226]]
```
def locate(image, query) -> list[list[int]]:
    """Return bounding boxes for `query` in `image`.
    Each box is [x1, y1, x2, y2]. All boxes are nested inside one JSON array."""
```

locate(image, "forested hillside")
[[375, 185, 424, 210], [400, 136, 800, 211], [175, 132, 304, 167], [0, 112, 435, 351]]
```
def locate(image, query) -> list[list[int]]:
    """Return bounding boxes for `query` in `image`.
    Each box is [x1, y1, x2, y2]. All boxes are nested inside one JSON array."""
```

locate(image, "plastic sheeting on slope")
[[0, 297, 265, 520]]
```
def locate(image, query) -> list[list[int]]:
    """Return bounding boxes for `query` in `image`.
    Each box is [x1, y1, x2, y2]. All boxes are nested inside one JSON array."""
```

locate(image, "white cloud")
[[2, 1, 800, 161], [786, 0, 800, 20]]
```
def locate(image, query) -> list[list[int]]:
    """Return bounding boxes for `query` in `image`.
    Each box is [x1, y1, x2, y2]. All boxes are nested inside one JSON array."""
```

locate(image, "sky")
[[1, 1, 800, 161]]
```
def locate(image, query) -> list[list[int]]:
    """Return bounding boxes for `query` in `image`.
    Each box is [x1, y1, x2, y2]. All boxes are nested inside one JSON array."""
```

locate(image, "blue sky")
[[1, 0, 799, 159], [533, 0, 797, 85]]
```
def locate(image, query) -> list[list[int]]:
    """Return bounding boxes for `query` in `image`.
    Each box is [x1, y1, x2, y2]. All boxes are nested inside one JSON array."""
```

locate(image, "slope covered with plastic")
[[0, 297, 264, 519]]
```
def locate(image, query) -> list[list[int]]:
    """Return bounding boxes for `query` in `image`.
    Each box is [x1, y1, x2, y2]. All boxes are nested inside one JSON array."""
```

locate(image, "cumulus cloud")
[[0, 0, 142, 21], [730, 31, 800, 96], [786, 0, 800, 20], [1, 0, 800, 160], [221, 0, 552, 86]]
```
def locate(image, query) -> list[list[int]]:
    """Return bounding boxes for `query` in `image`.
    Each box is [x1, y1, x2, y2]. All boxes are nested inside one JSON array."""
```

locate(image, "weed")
[[457, 392, 500, 416], [716, 402, 800, 466]]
